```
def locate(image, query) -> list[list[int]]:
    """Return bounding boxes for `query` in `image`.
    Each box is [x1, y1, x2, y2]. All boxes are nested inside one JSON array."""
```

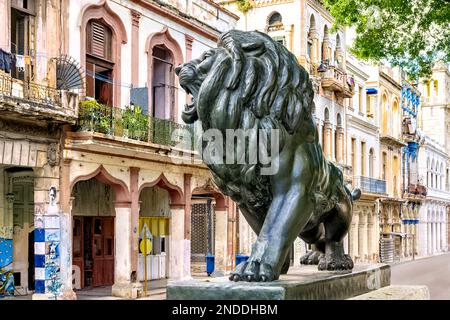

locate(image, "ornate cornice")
[[253, 0, 294, 8]]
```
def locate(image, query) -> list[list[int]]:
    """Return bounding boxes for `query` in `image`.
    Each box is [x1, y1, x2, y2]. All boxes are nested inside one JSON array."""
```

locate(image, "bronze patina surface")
[[176, 30, 361, 282]]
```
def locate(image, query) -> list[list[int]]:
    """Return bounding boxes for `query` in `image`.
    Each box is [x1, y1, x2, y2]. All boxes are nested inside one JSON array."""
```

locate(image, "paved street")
[[391, 253, 450, 300]]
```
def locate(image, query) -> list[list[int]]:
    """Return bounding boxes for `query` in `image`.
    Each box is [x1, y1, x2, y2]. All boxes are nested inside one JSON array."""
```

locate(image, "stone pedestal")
[[167, 264, 391, 300]]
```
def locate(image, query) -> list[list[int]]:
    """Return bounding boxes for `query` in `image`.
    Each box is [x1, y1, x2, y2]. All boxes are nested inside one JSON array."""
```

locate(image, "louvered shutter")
[[88, 21, 112, 60]]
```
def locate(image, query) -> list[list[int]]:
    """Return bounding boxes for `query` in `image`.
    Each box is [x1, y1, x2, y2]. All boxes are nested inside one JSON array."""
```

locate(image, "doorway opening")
[[71, 178, 115, 289]]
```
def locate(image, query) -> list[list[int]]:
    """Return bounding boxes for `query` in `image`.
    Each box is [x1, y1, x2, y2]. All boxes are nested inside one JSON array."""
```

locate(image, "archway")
[[381, 94, 389, 135], [79, 0, 128, 107], [71, 178, 116, 289], [190, 183, 227, 274], [146, 28, 183, 121], [70, 165, 130, 292]]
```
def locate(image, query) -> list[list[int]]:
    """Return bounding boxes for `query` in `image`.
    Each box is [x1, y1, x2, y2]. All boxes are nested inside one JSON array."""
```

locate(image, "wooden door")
[[92, 217, 114, 287], [72, 217, 84, 288]]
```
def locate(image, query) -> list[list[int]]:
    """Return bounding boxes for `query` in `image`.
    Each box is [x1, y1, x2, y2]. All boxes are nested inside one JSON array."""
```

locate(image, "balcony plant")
[[78, 100, 111, 134], [120, 105, 148, 141]]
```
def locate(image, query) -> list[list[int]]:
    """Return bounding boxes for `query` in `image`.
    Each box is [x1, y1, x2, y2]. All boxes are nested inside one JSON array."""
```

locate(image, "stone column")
[[311, 34, 319, 64], [336, 127, 344, 163], [214, 205, 228, 273], [130, 168, 140, 276], [432, 223, 436, 254], [427, 222, 432, 255], [351, 213, 359, 261], [358, 214, 367, 262], [131, 10, 141, 87], [367, 216, 374, 262], [323, 122, 332, 159], [442, 219, 447, 251], [58, 159, 76, 300], [112, 202, 143, 298], [285, 24, 294, 52], [168, 205, 190, 280], [437, 222, 442, 252]]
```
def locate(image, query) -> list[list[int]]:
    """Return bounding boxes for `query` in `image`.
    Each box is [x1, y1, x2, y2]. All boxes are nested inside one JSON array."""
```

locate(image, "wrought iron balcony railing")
[[76, 102, 196, 150], [354, 176, 387, 194], [0, 71, 78, 122]]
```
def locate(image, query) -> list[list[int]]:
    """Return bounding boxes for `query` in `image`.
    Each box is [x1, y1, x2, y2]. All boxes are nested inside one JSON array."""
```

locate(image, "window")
[[361, 142, 366, 176], [382, 152, 387, 180], [358, 86, 364, 113], [369, 148, 374, 178], [366, 95, 372, 117], [434, 80, 439, 97], [267, 12, 283, 31], [152, 45, 175, 120], [351, 138, 356, 174], [10, 1, 36, 81], [85, 20, 114, 106]]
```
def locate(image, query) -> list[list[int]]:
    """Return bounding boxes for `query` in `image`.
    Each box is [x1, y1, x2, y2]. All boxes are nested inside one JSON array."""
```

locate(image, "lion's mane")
[[195, 30, 318, 209]]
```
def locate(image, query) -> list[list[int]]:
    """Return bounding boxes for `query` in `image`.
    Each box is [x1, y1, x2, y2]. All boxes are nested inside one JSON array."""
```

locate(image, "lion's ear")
[[241, 41, 266, 56]]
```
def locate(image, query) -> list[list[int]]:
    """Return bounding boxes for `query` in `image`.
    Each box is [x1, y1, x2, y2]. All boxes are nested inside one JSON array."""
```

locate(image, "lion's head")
[[176, 30, 316, 146]]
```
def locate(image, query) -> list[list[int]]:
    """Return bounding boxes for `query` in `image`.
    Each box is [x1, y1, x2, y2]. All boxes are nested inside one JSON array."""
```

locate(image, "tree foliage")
[[322, 0, 450, 80]]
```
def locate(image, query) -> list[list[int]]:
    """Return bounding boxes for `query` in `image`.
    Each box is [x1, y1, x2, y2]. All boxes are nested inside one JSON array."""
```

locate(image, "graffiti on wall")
[[0, 227, 14, 297]]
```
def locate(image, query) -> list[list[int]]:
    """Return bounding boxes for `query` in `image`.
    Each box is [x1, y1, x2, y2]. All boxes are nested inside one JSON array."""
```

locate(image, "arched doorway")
[[71, 178, 116, 288], [190, 185, 227, 274], [137, 186, 171, 281]]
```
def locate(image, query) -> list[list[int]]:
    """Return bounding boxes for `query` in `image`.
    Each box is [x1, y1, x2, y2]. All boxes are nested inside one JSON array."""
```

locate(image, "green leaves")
[[322, 0, 450, 80]]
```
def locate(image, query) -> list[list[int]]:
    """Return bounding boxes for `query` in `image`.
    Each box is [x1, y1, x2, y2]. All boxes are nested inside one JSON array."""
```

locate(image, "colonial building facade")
[[0, 0, 239, 300], [221, 0, 354, 265], [344, 53, 384, 264]]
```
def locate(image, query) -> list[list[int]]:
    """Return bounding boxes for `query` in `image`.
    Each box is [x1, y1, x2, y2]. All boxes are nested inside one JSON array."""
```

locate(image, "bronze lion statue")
[[176, 30, 360, 282]]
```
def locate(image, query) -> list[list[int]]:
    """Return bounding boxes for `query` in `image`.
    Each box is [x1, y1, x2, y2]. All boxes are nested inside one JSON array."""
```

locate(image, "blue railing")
[[355, 176, 387, 194]]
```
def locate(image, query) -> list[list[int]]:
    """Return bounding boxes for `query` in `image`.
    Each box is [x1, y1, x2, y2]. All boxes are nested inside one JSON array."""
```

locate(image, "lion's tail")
[[351, 188, 361, 201]]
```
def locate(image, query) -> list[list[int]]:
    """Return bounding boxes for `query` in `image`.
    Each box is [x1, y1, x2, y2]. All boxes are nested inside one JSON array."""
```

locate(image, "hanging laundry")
[[24, 55, 32, 65], [15, 55, 25, 72], [0, 49, 12, 73]]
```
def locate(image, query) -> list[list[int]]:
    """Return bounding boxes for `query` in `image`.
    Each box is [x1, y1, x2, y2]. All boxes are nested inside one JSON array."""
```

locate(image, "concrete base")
[[112, 282, 144, 299], [60, 289, 77, 300], [32, 293, 58, 300], [167, 264, 391, 300], [350, 285, 430, 300]]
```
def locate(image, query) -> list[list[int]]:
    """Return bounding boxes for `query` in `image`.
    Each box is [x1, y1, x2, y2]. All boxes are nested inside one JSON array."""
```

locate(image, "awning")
[[366, 88, 378, 94]]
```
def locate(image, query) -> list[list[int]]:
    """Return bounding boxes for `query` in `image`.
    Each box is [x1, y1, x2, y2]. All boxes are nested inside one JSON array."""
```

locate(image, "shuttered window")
[[87, 20, 112, 60]]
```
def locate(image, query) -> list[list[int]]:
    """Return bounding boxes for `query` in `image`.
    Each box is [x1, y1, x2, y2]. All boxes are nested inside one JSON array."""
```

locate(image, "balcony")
[[405, 184, 427, 196], [354, 176, 387, 194], [318, 65, 354, 98], [0, 71, 79, 124], [75, 101, 197, 151]]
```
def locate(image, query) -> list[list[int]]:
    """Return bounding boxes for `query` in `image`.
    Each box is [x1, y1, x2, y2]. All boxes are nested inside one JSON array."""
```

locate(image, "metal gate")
[[191, 201, 215, 263]]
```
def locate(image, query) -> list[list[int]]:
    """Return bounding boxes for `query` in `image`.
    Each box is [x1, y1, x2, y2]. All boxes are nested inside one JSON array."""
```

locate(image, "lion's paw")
[[300, 251, 322, 265], [318, 254, 353, 271], [229, 261, 277, 282]]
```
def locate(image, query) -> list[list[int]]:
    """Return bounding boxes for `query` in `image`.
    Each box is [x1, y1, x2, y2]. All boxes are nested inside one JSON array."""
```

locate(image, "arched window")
[[146, 28, 183, 122], [392, 100, 399, 138], [369, 148, 374, 178], [322, 25, 330, 62], [426, 81, 431, 97], [382, 94, 388, 135], [324, 108, 330, 122], [267, 12, 283, 31], [151, 45, 175, 120], [86, 19, 114, 106], [307, 15, 317, 64], [335, 34, 342, 66], [431, 160, 435, 188], [434, 80, 439, 97]]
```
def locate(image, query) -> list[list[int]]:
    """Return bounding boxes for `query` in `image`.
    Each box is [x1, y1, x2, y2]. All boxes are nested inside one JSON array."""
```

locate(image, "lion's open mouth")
[[181, 84, 199, 124]]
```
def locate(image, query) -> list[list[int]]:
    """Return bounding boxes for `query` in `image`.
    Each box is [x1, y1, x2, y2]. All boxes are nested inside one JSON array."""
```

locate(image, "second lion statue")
[[176, 30, 361, 282]]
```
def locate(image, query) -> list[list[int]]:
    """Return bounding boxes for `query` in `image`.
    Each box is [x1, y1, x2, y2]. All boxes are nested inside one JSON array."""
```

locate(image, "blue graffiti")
[[0, 237, 14, 297]]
